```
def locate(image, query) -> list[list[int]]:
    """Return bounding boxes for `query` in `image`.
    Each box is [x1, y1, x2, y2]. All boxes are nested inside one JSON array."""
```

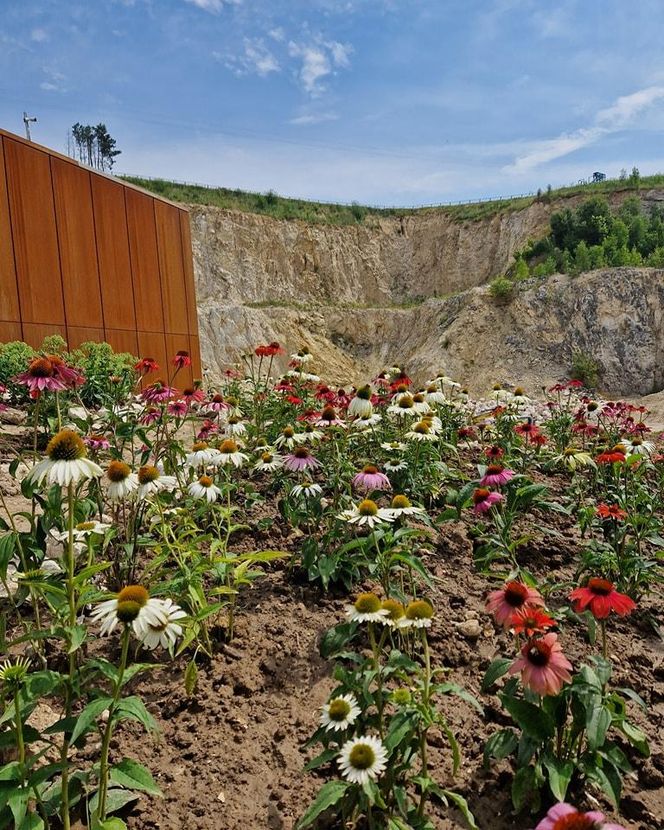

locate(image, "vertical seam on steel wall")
[[48, 154, 69, 344], [1, 137, 24, 340], [122, 186, 141, 356], [178, 210, 198, 379], [87, 169, 107, 338], [151, 198, 169, 365]]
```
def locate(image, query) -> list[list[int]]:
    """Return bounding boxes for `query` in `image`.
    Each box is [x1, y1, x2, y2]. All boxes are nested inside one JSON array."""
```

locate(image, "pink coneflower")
[[283, 446, 321, 472], [472, 488, 504, 514], [134, 357, 159, 375], [486, 581, 545, 627], [480, 464, 514, 487], [141, 380, 176, 404], [206, 393, 228, 413], [509, 633, 572, 696], [569, 578, 636, 620], [14, 357, 67, 393], [172, 350, 192, 370], [534, 802, 626, 830], [352, 464, 391, 493], [139, 407, 161, 426], [167, 400, 188, 417], [181, 387, 205, 405], [316, 405, 345, 427], [84, 434, 111, 451]]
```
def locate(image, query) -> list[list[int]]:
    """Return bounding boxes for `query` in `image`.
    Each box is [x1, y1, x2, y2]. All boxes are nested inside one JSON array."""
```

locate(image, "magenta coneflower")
[[486, 581, 545, 628], [472, 488, 503, 514], [14, 357, 67, 393], [509, 633, 573, 696], [84, 434, 111, 451], [141, 381, 176, 404], [315, 405, 345, 427], [206, 393, 229, 413], [283, 446, 320, 472], [139, 407, 161, 426], [480, 464, 514, 487], [352, 464, 391, 493], [167, 400, 188, 417], [534, 802, 626, 830]]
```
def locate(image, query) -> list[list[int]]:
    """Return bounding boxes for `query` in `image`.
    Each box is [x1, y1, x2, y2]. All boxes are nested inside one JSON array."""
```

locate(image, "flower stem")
[[97, 625, 131, 821]]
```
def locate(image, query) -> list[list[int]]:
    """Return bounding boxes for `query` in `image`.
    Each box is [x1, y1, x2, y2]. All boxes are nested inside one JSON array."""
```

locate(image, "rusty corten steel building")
[[0, 127, 201, 387]]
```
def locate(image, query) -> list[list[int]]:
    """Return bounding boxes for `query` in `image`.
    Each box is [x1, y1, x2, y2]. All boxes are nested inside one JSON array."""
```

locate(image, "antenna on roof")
[[23, 112, 37, 141]]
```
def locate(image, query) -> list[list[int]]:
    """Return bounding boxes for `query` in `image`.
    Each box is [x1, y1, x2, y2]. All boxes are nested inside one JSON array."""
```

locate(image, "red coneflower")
[[511, 606, 556, 638], [457, 426, 476, 440], [535, 802, 626, 830], [595, 448, 626, 465], [181, 387, 205, 405], [569, 578, 636, 619], [514, 421, 540, 439], [134, 357, 159, 375], [486, 581, 545, 628], [596, 503, 627, 521], [172, 350, 192, 370], [484, 445, 504, 460], [509, 633, 573, 696]]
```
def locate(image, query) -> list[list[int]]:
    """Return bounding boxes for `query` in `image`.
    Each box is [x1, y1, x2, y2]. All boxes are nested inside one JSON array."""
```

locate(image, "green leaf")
[[483, 729, 518, 768], [19, 813, 44, 830], [511, 764, 537, 811], [440, 789, 479, 830], [89, 788, 139, 817], [586, 705, 611, 751], [0, 533, 18, 579], [110, 759, 162, 796], [295, 780, 351, 829], [481, 658, 512, 692], [584, 759, 621, 807], [436, 682, 483, 714], [71, 697, 113, 745], [303, 748, 337, 772], [114, 697, 158, 733], [92, 818, 127, 830], [543, 755, 574, 802], [68, 624, 87, 654], [184, 660, 198, 696], [501, 696, 555, 741], [619, 720, 649, 756]]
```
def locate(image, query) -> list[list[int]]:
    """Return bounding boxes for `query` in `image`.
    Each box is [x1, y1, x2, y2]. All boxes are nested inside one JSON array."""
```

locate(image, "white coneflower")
[[619, 436, 655, 456], [320, 694, 361, 732], [387, 395, 416, 418], [185, 442, 220, 467], [290, 347, 313, 364], [275, 426, 299, 449], [379, 598, 408, 628], [346, 592, 389, 623], [351, 413, 382, 430], [52, 520, 111, 543], [298, 424, 324, 442], [137, 597, 187, 650], [188, 475, 222, 503], [27, 430, 103, 488], [411, 393, 432, 414], [90, 585, 170, 638], [224, 417, 247, 437], [424, 384, 447, 405], [388, 495, 426, 518], [105, 461, 139, 501], [338, 499, 394, 529], [406, 421, 438, 442], [216, 439, 249, 468], [422, 414, 443, 433], [137, 465, 177, 499], [253, 451, 284, 473], [348, 386, 373, 419], [291, 481, 322, 499], [560, 448, 595, 471], [381, 441, 407, 452], [401, 599, 434, 629], [338, 736, 388, 786], [384, 460, 407, 473]]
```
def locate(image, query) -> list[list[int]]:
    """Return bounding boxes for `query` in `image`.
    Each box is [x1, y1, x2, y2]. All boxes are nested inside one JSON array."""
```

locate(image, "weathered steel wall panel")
[[0, 128, 201, 382]]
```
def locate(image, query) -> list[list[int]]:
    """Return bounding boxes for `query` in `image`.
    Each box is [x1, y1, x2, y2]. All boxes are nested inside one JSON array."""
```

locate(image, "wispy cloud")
[[30, 28, 48, 42], [184, 0, 241, 13], [289, 111, 339, 126], [505, 86, 664, 173], [218, 37, 280, 77], [40, 66, 67, 92], [287, 38, 352, 95]]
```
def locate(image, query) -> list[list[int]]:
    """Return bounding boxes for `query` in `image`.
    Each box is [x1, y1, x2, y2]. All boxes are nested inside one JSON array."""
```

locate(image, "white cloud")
[[269, 27, 285, 42], [289, 112, 339, 126], [219, 37, 280, 77], [184, 0, 241, 13], [40, 66, 67, 93], [288, 38, 352, 95], [505, 86, 664, 173], [30, 28, 49, 43]]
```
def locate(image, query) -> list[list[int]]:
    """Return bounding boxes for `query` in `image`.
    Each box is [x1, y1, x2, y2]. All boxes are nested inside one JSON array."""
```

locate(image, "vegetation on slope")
[[121, 172, 664, 226]]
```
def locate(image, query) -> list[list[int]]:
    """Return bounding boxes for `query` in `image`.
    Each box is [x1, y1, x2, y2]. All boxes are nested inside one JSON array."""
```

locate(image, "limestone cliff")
[[191, 189, 664, 396]]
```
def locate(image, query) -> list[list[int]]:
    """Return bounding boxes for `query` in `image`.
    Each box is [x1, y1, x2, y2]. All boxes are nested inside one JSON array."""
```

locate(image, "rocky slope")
[[191, 189, 664, 396]]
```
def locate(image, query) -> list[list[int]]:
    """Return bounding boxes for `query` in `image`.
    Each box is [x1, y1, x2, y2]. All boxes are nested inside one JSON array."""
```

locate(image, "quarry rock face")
[[191, 190, 664, 396]]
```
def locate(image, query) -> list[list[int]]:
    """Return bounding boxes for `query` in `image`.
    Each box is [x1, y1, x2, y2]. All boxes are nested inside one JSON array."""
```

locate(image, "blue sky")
[[2, 0, 664, 205]]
